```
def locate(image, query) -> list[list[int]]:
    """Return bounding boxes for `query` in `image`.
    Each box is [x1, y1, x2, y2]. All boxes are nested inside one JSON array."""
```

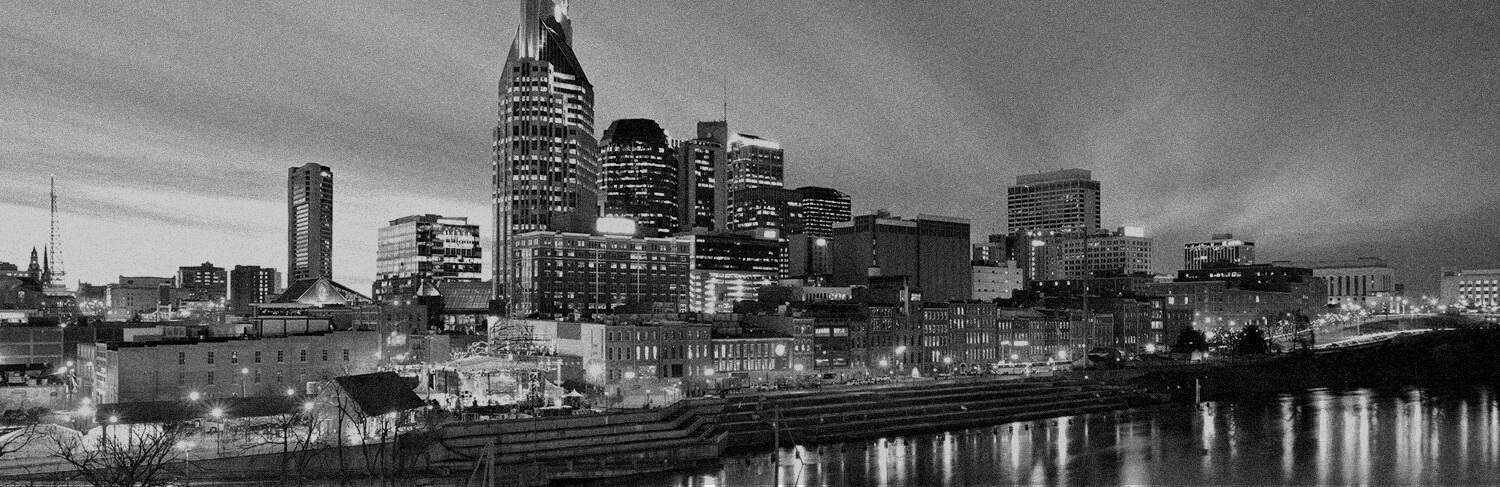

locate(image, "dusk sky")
[[3, 0, 1497, 296]]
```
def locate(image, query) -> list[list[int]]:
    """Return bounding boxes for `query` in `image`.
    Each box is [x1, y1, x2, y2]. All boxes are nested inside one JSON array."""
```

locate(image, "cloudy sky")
[[3, 0, 1497, 296]]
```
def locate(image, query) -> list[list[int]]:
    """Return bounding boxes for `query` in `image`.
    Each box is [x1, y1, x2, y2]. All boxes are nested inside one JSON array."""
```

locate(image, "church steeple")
[[27, 247, 40, 280]]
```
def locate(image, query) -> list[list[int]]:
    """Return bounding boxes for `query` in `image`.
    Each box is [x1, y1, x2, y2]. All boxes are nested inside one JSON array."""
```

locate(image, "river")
[[629, 385, 1500, 486]]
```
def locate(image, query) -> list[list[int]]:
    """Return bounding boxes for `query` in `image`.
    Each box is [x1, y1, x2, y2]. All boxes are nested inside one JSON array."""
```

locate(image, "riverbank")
[[1128, 325, 1500, 400]]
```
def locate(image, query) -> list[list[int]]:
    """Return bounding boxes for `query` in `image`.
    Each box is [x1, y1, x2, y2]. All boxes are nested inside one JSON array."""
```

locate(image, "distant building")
[[1274, 258, 1394, 308], [229, 266, 282, 315], [972, 235, 1019, 265], [510, 231, 691, 317], [176, 262, 227, 303], [795, 187, 851, 239], [1021, 227, 1152, 281], [288, 163, 334, 281], [524, 319, 712, 404], [711, 326, 796, 382], [831, 213, 972, 303], [600, 119, 680, 237], [726, 133, 784, 208], [1183, 234, 1256, 270], [1439, 269, 1500, 309], [373, 215, 482, 302], [972, 261, 1024, 301], [0, 261, 26, 279], [1006, 169, 1100, 235], [678, 121, 729, 232], [105, 276, 174, 320], [727, 187, 802, 236], [1148, 277, 1327, 331], [677, 232, 783, 314]]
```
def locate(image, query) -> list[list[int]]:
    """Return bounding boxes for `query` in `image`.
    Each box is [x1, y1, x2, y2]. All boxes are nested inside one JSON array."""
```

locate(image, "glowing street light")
[[188, 391, 201, 401], [210, 407, 224, 419]]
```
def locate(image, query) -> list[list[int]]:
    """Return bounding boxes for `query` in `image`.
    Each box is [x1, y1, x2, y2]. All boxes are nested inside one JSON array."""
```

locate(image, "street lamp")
[[188, 391, 201, 401], [239, 368, 249, 397]]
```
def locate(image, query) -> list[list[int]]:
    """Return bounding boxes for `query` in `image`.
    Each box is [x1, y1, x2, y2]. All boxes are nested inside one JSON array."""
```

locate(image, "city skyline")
[[3, 1, 1499, 295]]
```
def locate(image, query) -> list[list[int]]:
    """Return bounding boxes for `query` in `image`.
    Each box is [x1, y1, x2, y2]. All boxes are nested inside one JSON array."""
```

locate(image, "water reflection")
[[645, 385, 1500, 486]]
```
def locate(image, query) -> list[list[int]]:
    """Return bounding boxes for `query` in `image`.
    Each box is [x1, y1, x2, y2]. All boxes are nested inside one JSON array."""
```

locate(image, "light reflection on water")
[[647, 385, 1500, 486]]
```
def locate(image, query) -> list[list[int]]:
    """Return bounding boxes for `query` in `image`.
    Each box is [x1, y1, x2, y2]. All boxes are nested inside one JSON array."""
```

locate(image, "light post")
[[894, 346, 907, 378], [176, 439, 195, 486], [239, 368, 249, 397], [942, 356, 953, 376]]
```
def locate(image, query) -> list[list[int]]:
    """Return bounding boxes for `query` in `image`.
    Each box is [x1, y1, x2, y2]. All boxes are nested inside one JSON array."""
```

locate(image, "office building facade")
[[1439, 268, 1500, 309], [830, 213, 972, 303], [677, 232, 783, 314], [1006, 169, 1100, 235], [600, 118, 680, 237], [176, 262, 227, 303], [678, 121, 729, 232], [795, 186, 851, 239], [1183, 234, 1256, 270], [1274, 258, 1394, 308], [230, 266, 281, 314], [374, 215, 483, 301], [1021, 227, 1153, 281], [493, 0, 599, 301], [288, 163, 334, 281], [726, 133, 784, 208], [510, 231, 690, 317]]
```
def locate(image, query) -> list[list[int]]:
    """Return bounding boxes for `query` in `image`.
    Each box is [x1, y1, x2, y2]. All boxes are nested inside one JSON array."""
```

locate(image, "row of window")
[[178, 349, 350, 365]]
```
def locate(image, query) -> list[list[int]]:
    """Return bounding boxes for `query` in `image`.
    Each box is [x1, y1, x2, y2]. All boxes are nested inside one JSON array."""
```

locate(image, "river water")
[[641, 385, 1500, 486]]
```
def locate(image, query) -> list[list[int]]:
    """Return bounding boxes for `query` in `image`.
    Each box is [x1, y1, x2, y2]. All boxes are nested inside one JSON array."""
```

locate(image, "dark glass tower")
[[795, 186, 851, 239], [494, 0, 598, 303], [678, 121, 728, 232], [600, 119, 679, 237], [288, 163, 333, 281]]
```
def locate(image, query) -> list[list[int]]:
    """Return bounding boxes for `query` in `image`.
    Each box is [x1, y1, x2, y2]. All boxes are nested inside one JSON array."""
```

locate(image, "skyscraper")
[[374, 215, 482, 301], [726, 133, 784, 209], [795, 186, 851, 239], [600, 119, 679, 237], [1006, 169, 1100, 235], [678, 121, 728, 232], [287, 163, 333, 281], [494, 0, 598, 303]]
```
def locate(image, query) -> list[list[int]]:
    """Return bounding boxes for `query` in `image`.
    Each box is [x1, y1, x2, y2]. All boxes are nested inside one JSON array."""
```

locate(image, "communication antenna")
[[48, 175, 65, 286], [722, 76, 729, 124]]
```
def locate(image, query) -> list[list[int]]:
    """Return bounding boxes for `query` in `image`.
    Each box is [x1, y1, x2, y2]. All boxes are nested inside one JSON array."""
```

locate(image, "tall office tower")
[[176, 262, 228, 302], [1024, 227, 1153, 281], [600, 119, 679, 237], [677, 121, 728, 232], [374, 215, 483, 301], [728, 187, 803, 235], [1183, 233, 1256, 270], [229, 265, 281, 314], [493, 0, 598, 302], [726, 133, 784, 209], [795, 186, 851, 239], [288, 163, 334, 281], [1006, 169, 1100, 235], [830, 213, 972, 303]]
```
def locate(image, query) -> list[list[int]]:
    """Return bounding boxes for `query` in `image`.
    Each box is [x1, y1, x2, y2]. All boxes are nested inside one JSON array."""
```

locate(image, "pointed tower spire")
[[27, 247, 40, 280]]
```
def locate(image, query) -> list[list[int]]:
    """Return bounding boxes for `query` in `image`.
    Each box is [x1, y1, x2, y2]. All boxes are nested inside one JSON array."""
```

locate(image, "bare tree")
[[0, 407, 48, 460], [50, 423, 183, 487], [234, 409, 326, 484]]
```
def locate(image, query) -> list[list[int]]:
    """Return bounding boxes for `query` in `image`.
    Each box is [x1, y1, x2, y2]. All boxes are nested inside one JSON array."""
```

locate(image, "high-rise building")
[[600, 119, 679, 237], [1183, 234, 1256, 270], [678, 122, 729, 232], [1006, 169, 1100, 235], [728, 187, 803, 235], [726, 133, 784, 208], [374, 215, 483, 302], [830, 213, 972, 303], [494, 0, 598, 303], [287, 163, 333, 281], [176, 262, 227, 302], [795, 186, 851, 239]]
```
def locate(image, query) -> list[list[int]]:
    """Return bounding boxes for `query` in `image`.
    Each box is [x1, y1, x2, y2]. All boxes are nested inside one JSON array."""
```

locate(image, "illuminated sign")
[[595, 217, 637, 236]]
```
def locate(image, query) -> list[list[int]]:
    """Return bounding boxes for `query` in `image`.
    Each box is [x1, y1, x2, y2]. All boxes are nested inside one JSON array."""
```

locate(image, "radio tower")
[[48, 175, 65, 289]]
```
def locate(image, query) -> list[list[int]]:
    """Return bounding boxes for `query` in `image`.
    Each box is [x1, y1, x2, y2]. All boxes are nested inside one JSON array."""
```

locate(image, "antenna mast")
[[48, 176, 65, 287]]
